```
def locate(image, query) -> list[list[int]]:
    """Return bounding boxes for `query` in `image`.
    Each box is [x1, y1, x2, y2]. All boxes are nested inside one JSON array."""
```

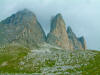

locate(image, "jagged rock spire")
[[67, 26, 87, 50], [0, 9, 87, 50], [47, 13, 72, 50], [78, 36, 87, 50]]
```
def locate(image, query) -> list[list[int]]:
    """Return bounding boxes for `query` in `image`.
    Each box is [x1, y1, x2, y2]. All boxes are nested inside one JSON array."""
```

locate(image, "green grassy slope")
[[79, 51, 100, 75], [0, 44, 29, 73], [0, 44, 100, 75]]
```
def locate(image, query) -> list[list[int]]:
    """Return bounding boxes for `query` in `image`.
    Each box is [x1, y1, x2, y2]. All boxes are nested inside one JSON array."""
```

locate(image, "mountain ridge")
[[0, 9, 86, 50]]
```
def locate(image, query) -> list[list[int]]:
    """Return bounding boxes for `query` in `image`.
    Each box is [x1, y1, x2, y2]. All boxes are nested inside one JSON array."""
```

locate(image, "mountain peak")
[[18, 9, 34, 14], [67, 26, 87, 50], [78, 36, 87, 50], [50, 13, 65, 32], [79, 36, 84, 39], [1, 9, 36, 25], [56, 13, 62, 18], [47, 13, 71, 50], [0, 9, 46, 47], [67, 26, 73, 33], [78, 36, 85, 43], [17, 9, 35, 17], [22, 9, 30, 12], [55, 13, 63, 21]]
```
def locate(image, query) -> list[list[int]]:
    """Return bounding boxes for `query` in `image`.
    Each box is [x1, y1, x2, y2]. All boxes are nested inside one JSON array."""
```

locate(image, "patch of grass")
[[76, 51, 100, 75], [0, 44, 29, 73]]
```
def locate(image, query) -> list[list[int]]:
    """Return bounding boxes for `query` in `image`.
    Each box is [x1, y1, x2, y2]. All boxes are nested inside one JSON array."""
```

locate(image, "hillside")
[[0, 44, 100, 75]]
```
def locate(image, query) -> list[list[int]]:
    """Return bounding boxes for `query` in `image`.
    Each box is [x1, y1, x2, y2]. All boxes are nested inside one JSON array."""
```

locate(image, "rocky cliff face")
[[67, 26, 86, 50], [78, 37, 87, 50], [67, 26, 83, 50], [47, 14, 72, 50], [0, 9, 46, 47], [0, 9, 87, 50]]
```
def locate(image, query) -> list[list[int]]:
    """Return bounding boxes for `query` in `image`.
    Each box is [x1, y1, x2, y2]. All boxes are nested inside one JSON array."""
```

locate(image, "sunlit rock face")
[[67, 26, 87, 50], [47, 14, 72, 50], [0, 9, 46, 47]]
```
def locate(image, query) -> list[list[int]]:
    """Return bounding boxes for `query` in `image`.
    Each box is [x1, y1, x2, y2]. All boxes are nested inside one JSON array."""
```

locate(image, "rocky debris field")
[[0, 44, 99, 75]]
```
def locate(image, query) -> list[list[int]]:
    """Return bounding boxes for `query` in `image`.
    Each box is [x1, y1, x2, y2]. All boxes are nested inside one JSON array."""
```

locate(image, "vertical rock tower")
[[67, 26, 83, 50], [47, 14, 72, 50], [67, 26, 87, 50], [78, 37, 87, 50]]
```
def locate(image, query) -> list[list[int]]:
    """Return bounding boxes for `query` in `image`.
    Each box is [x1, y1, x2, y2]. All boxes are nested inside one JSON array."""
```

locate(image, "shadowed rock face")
[[47, 14, 72, 50], [78, 36, 87, 50], [67, 26, 86, 50], [0, 9, 46, 47]]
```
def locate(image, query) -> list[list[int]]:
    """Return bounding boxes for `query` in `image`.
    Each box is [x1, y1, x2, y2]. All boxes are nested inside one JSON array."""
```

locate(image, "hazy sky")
[[0, 0, 100, 50]]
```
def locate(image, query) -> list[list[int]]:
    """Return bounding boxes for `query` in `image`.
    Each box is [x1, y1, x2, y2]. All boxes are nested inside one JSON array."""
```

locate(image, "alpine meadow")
[[0, 0, 100, 75]]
